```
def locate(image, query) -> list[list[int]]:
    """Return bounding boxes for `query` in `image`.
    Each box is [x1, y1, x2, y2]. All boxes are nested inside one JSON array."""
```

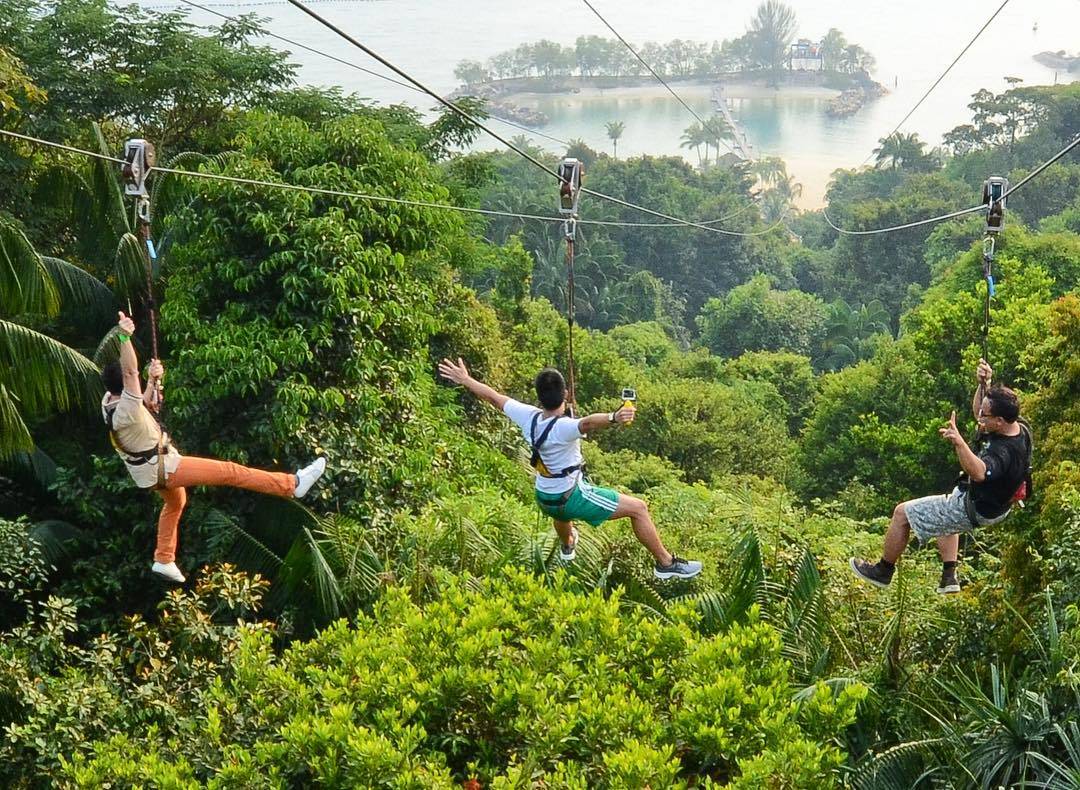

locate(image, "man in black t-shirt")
[[850, 359, 1031, 594]]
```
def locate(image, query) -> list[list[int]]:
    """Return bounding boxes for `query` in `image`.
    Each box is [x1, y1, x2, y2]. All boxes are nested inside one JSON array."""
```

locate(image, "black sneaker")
[[559, 527, 578, 563], [937, 569, 960, 594], [654, 555, 703, 580], [849, 557, 894, 589]]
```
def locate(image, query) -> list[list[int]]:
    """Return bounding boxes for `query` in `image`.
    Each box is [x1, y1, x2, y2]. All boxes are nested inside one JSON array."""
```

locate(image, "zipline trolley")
[[122, 139, 156, 198], [557, 157, 584, 217], [982, 175, 1008, 235]]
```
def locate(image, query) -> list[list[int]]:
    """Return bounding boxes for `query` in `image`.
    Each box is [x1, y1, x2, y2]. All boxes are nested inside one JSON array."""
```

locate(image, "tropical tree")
[[0, 218, 104, 457], [748, 0, 797, 86], [840, 43, 875, 75], [680, 121, 706, 165], [453, 59, 488, 86], [761, 175, 802, 222], [872, 131, 932, 171], [819, 28, 847, 73], [605, 119, 625, 158], [751, 155, 787, 188], [0, 47, 44, 119], [703, 115, 735, 162], [821, 299, 891, 369]]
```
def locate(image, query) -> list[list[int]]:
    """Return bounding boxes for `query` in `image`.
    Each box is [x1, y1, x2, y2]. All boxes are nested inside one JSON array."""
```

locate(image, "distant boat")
[[1033, 21, 1039, 33]]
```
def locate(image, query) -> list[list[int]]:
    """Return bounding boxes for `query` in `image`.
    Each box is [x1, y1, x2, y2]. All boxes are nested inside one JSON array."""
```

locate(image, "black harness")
[[529, 413, 582, 479]]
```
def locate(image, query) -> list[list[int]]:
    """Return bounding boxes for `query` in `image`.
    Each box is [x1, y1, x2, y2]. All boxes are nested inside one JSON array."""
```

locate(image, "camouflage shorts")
[[904, 487, 1009, 542]]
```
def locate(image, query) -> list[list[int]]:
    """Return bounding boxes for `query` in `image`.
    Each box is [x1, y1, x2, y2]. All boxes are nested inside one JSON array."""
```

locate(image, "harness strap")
[[529, 413, 581, 479], [104, 400, 170, 489]]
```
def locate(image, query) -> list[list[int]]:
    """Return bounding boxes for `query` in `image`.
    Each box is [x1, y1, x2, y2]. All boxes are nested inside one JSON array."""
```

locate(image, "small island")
[[1033, 50, 1080, 74], [450, 2, 885, 133]]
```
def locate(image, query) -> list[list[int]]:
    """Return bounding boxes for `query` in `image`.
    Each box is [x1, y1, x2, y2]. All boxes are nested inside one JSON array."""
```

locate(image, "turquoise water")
[[145, 0, 1079, 205]]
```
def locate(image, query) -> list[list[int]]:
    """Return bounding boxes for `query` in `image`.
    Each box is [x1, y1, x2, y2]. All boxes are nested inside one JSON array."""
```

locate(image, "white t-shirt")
[[503, 398, 585, 494]]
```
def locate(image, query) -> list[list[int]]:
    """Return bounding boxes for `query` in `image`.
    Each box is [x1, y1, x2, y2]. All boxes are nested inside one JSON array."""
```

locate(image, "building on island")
[[789, 39, 823, 71]]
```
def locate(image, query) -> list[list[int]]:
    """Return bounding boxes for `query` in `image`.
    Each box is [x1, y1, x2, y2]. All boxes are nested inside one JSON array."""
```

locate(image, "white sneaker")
[[151, 561, 186, 583], [559, 527, 579, 562], [294, 457, 327, 498]]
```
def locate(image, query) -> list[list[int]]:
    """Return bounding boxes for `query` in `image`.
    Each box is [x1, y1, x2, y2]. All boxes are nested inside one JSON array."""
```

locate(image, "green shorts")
[[535, 480, 620, 527]]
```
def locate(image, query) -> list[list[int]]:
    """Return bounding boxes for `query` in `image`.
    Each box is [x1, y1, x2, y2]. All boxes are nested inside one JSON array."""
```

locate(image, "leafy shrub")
[[61, 569, 863, 787]]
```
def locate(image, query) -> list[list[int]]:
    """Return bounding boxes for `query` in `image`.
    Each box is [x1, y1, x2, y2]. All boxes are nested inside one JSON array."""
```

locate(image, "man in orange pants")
[[101, 312, 326, 583]]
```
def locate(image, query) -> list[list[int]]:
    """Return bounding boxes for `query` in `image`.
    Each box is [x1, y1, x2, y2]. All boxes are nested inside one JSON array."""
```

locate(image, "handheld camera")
[[621, 387, 636, 424]]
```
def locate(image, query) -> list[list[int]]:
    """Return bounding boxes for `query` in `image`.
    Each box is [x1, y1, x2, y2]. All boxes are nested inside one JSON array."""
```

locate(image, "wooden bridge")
[[710, 83, 755, 161]]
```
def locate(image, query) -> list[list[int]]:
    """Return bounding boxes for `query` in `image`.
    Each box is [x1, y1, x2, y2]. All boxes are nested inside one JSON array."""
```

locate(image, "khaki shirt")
[[101, 391, 181, 488]]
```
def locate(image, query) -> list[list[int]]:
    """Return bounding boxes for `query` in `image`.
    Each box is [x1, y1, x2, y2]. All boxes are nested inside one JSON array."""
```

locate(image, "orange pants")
[[154, 456, 295, 563]]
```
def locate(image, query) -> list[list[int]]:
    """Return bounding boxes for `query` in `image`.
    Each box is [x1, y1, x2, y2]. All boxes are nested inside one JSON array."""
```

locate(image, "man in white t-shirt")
[[439, 358, 701, 580]]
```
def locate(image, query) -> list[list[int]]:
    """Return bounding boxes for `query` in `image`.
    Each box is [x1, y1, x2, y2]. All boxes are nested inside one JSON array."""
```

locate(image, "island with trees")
[[452, 1, 885, 128]]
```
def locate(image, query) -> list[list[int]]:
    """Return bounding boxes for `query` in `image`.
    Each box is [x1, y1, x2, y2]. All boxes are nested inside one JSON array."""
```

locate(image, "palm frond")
[[0, 382, 33, 457], [776, 548, 830, 680], [0, 218, 59, 317], [91, 122, 131, 241], [0, 320, 99, 449], [2, 445, 58, 490], [112, 233, 149, 301], [849, 738, 949, 790], [39, 256, 116, 325], [93, 326, 124, 367], [29, 519, 84, 566], [312, 512, 383, 603], [150, 150, 229, 220]]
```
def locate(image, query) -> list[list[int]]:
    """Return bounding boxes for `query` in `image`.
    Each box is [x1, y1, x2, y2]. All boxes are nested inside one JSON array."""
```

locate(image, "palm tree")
[[822, 299, 890, 369], [751, 156, 787, 188], [702, 115, 735, 162], [872, 131, 930, 170], [0, 218, 105, 457], [819, 28, 847, 73], [760, 180, 799, 222], [680, 121, 706, 165], [605, 120, 625, 159]]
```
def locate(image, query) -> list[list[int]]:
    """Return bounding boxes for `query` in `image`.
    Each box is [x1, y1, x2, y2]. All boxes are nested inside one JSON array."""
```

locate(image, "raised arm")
[[117, 312, 142, 398], [439, 357, 509, 411], [578, 404, 635, 435], [973, 358, 992, 422], [940, 410, 987, 482]]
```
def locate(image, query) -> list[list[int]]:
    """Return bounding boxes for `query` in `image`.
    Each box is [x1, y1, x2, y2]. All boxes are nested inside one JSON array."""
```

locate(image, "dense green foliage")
[[3, 3, 1080, 787]]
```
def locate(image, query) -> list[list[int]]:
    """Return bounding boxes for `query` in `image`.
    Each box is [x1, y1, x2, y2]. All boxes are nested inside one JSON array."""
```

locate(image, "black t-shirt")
[[969, 429, 1030, 518]]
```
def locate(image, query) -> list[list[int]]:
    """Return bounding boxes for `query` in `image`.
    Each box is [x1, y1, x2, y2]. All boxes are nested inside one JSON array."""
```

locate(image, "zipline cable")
[[0, 127, 788, 233], [821, 203, 985, 236], [823, 131, 1080, 236], [172, 0, 575, 148], [999, 133, 1080, 200], [578, 0, 739, 158], [860, 0, 1012, 166], [281, 0, 762, 235], [182, 0, 763, 229], [171, 0, 766, 231]]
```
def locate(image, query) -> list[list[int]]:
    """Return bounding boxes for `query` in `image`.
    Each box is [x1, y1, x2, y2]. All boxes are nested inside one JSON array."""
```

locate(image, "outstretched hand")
[[939, 411, 963, 446], [117, 311, 135, 335], [612, 405, 636, 424], [977, 358, 993, 387], [438, 357, 471, 386]]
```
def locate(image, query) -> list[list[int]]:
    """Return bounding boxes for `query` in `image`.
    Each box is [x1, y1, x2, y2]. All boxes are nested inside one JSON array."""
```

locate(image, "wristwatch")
[[608, 412, 616, 423]]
